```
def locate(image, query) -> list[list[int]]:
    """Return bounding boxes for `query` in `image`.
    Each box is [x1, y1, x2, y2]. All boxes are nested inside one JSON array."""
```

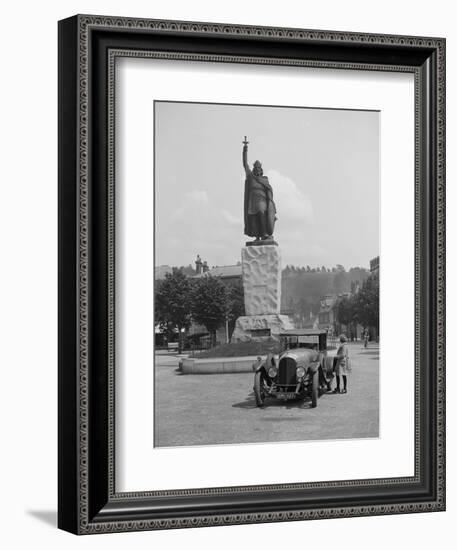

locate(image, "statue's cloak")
[[244, 173, 277, 237]]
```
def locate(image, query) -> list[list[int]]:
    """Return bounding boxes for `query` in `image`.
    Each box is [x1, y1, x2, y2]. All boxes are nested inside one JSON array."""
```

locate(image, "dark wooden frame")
[[58, 14, 445, 534]]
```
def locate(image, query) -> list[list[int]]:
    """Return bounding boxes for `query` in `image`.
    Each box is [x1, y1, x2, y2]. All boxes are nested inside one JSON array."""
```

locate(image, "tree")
[[226, 280, 245, 340], [336, 296, 352, 327], [191, 276, 228, 346], [336, 295, 359, 340], [155, 270, 192, 352], [178, 264, 196, 276], [354, 274, 379, 337]]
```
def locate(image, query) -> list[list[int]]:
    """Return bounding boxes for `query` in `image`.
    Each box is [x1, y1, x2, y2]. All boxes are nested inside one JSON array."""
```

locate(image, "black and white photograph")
[[154, 101, 380, 448]]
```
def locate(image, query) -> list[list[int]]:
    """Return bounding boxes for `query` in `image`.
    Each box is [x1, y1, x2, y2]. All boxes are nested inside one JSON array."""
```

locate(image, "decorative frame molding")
[[58, 14, 445, 534]]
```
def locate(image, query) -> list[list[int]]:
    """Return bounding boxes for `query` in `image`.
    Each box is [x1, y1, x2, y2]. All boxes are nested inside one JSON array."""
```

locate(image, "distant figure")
[[363, 328, 369, 348], [242, 137, 277, 241], [333, 334, 350, 394]]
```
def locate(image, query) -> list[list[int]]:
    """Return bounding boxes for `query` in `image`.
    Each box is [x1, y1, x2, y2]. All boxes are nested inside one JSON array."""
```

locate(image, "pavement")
[[154, 342, 379, 448]]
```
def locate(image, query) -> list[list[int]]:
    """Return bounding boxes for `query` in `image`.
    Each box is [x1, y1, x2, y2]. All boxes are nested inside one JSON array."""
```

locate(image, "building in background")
[[192, 256, 242, 287], [370, 256, 379, 276], [317, 294, 341, 336]]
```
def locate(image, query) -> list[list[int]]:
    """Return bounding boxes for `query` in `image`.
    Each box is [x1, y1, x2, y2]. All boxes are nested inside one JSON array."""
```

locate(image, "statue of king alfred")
[[242, 137, 277, 242]]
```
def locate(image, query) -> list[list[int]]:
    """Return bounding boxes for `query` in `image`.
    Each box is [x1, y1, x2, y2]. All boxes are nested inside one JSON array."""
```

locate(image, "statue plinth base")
[[231, 314, 294, 342]]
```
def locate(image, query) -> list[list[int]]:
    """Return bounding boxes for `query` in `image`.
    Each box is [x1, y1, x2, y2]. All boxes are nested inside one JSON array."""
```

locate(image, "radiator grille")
[[278, 357, 296, 386]]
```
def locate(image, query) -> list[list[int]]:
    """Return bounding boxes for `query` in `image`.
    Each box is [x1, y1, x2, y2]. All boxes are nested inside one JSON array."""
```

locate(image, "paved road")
[[154, 343, 379, 447]]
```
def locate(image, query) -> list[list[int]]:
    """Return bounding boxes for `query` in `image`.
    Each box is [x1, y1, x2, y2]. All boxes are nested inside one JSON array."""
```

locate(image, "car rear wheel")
[[254, 371, 267, 407], [311, 370, 319, 408]]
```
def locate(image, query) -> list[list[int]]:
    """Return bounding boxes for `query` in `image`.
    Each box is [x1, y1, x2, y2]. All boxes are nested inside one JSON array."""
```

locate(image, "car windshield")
[[299, 343, 318, 350], [280, 332, 327, 352]]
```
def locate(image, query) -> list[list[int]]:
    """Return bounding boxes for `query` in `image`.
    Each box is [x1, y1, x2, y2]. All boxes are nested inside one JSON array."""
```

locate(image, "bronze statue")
[[242, 137, 277, 241]]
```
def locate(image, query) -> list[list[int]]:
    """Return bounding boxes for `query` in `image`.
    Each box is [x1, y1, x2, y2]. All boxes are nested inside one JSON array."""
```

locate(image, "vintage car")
[[253, 329, 336, 408]]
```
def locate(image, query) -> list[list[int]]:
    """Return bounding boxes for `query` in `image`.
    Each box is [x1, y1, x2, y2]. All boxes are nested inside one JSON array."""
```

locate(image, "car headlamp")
[[296, 366, 306, 378], [268, 366, 278, 378]]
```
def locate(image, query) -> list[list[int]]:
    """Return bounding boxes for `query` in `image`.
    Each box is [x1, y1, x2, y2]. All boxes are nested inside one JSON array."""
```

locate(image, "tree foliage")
[[155, 270, 192, 330], [336, 296, 355, 327], [226, 280, 245, 338], [155, 269, 247, 348], [176, 264, 196, 276], [353, 274, 379, 331], [336, 274, 379, 336], [191, 276, 228, 342], [155, 270, 193, 350]]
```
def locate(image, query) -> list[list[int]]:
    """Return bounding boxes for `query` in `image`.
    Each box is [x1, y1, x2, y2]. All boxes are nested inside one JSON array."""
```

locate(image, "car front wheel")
[[254, 371, 267, 407], [311, 370, 319, 408]]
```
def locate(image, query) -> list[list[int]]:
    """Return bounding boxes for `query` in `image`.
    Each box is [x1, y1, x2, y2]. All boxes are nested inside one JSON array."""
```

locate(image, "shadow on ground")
[[232, 391, 329, 410], [26, 510, 57, 528]]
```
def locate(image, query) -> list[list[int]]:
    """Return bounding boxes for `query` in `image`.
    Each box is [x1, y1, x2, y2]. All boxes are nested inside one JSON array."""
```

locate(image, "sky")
[[154, 101, 379, 270]]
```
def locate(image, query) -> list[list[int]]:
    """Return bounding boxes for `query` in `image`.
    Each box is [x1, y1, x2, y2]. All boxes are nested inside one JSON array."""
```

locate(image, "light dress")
[[334, 343, 350, 376]]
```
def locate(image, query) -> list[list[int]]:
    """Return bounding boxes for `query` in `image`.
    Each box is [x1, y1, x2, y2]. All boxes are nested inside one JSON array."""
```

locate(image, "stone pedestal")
[[241, 244, 281, 316], [231, 243, 294, 342], [231, 314, 294, 342]]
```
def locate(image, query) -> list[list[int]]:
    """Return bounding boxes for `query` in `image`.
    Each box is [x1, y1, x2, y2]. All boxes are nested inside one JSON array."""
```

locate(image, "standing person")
[[332, 334, 350, 394], [363, 328, 369, 348]]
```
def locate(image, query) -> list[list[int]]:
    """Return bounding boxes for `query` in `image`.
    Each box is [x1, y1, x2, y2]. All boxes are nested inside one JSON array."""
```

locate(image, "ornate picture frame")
[[58, 14, 445, 534]]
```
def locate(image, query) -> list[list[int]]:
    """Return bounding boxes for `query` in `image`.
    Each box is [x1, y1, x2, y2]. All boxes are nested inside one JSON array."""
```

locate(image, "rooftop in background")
[[193, 264, 242, 279]]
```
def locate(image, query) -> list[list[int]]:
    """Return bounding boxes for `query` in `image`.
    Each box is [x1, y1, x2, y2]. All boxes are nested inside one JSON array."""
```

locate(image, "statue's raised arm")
[[242, 136, 250, 173]]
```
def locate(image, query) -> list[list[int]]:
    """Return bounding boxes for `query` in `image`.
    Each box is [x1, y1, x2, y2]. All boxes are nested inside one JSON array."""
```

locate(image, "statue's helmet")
[[253, 160, 263, 175]]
